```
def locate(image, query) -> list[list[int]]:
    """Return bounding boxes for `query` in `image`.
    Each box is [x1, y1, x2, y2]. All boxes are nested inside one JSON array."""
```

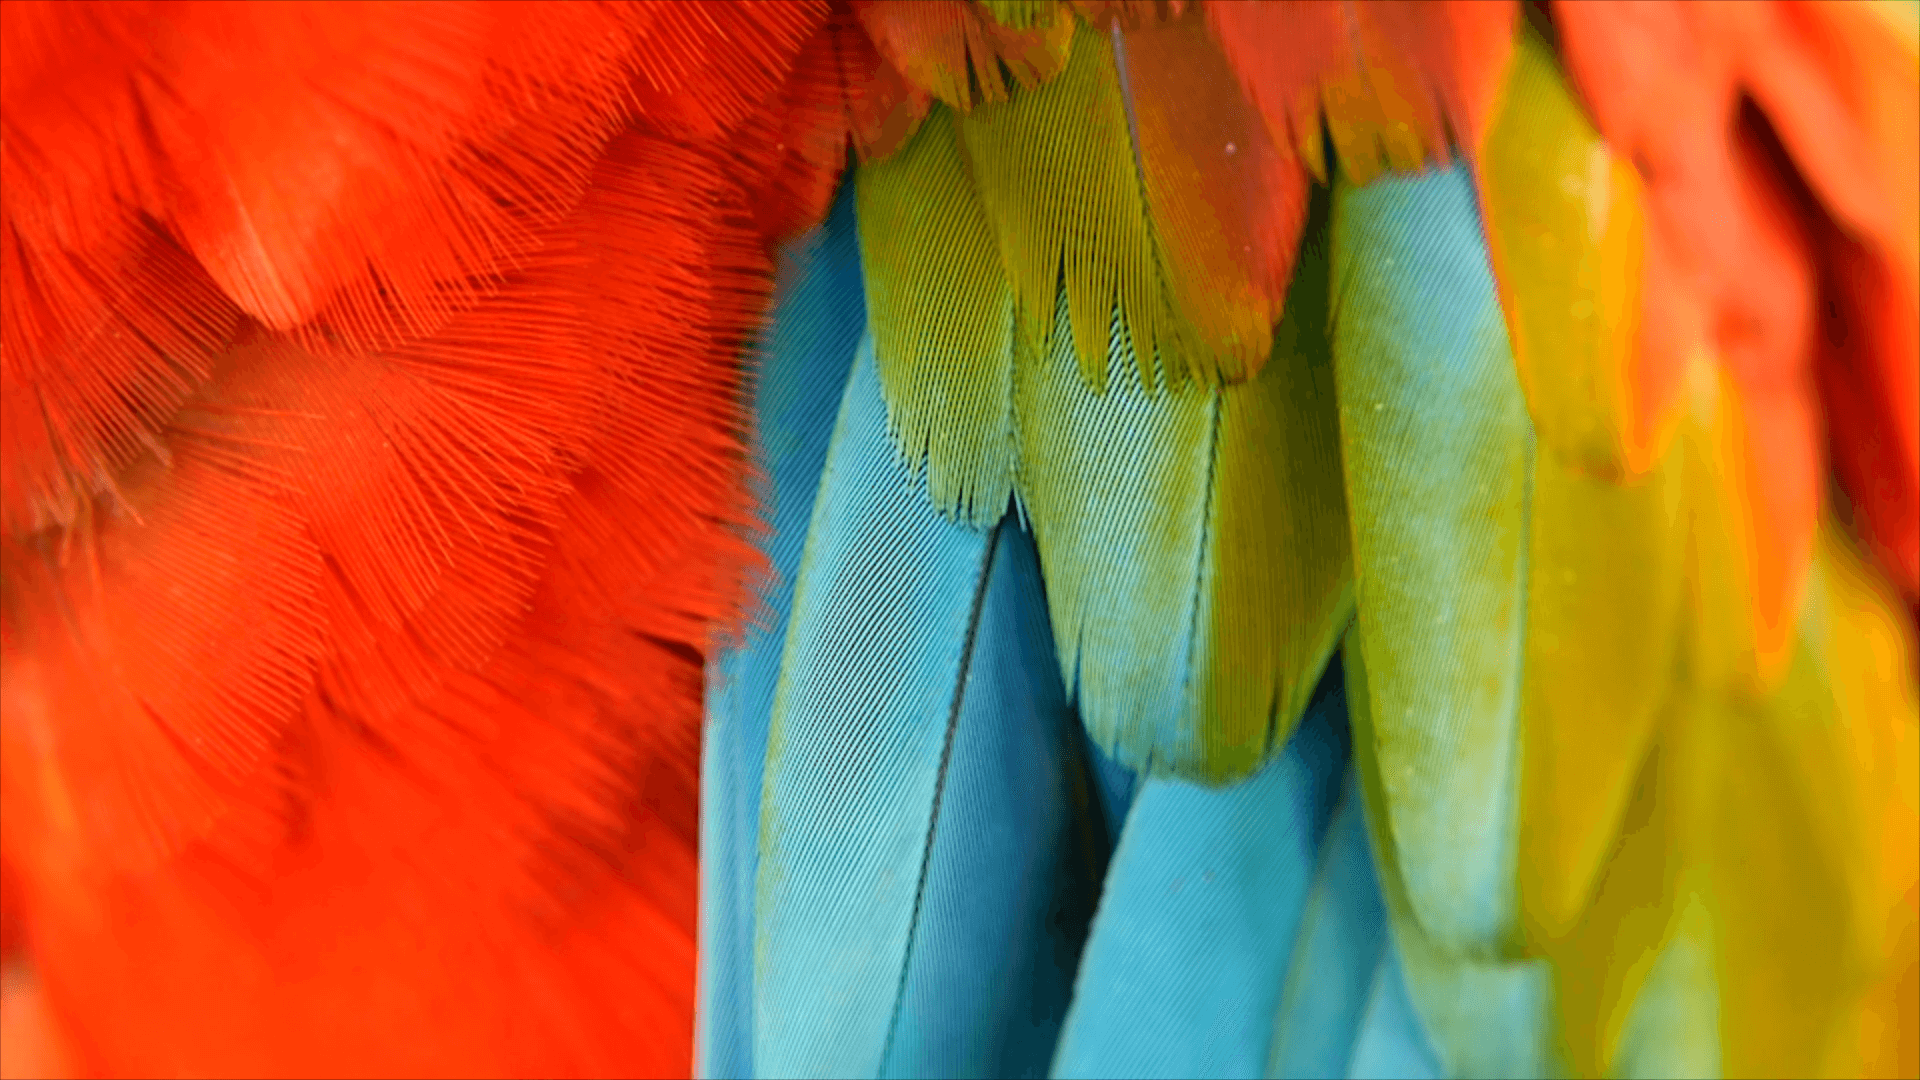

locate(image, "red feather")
[[1205, 0, 1517, 183], [1554, 0, 1920, 621], [1, 2, 812, 1074]]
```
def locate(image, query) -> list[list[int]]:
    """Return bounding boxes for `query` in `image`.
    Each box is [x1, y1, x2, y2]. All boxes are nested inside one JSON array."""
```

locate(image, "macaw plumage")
[[0, 2, 1914, 1079]]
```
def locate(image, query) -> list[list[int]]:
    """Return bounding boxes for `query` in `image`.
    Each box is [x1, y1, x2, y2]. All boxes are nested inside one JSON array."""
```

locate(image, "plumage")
[[1204, 0, 1518, 183], [1477, 19, 1651, 480], [1551, 0, 1920, 634], [2, 2, 1915, 1077], [699, 183, 868, 1080], [1331, 163, 1534, 956], [855, 0, 1074, 114], [1, 3, 826, 1074], [753, 334, 1099, 1079], [1343, 631, 1562, 1079], [1014, 243, 1351, 780], [1048, 670, 1349, 1078]]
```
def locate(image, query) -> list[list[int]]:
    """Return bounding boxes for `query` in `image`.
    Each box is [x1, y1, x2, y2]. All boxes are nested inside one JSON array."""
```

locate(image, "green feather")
[[856, 12, 1350, 780], [858, 106, 1019, 525], [1344, 632, 1563, 1079], [957, 17, 1224, 390], [1333, 157, 1689, 961], [1331, 165, 1534, 955], [1015, 190, 1350, 781], [978, 0, 1060, 32]]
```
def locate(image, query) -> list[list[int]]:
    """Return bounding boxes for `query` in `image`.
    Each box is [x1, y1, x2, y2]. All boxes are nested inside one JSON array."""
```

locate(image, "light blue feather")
[[1048, 666, 1349, 1080], [1346, 947, 1445, 1080], [1267, 772, 1393, 1079], [1331, 166, 1559, 1078], [753, 333, 1102, 1079], [698, 183, 866, 1080]]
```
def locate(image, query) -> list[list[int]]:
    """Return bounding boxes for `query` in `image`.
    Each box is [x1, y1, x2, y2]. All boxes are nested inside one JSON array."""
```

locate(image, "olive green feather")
[[857, 106, 1019, 525], [855, 11, 1351, 781], [957, 17, 1230, 390], [1015, 191, 1351, 781]]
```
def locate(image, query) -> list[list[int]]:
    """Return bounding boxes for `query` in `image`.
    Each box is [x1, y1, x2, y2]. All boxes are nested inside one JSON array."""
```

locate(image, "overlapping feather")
[[1, 3, 833, 1073], [753, 334, 1101, 1079]]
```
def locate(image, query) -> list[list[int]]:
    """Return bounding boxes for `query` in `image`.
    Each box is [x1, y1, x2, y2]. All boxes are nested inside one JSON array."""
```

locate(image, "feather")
[[1343, 947, 1444, 1080], [1761, 0, 1919, 606], [1048, 664, 1348, 1079], [753, 335, 1102, 1079], [856, 32, 1351, 779], [1117, 7, 1311, 376], [1334, 151, 1695, 964], [1548, 0, 1920, 652], [1204, 0, 1518, 185], [0, 1, 824, 538], [1342, 634, 1562, 1079], [1330, 164, 1532, 954], [1609, 899, 1720, 1080], [699, 182, 867, 1080], [1267, 770, 1393, 1079], [857, 105, 1020, 527], [1015, 188, 1351, 781], [854, 0, 1075, 113], [1, 110, 773, 1074], [748, 9, 929, 244], [954, 17, 1194, 388], [1477, 19, 1651, 479]]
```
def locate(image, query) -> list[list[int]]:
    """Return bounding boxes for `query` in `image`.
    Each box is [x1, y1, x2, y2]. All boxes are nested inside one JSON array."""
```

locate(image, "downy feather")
[[2, 87, 778, 1079]]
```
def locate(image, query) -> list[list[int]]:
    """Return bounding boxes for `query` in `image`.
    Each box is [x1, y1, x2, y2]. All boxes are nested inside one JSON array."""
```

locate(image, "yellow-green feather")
[[1014, 197, 1350, 781], [978, 0, 1061, 32], [957, 17, 1206, 390], [858, 106, 1019, 525]]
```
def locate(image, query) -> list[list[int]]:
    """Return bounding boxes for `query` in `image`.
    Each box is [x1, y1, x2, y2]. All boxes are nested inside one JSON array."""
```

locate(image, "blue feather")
[[1268, 771, 1394, 1079], [698, 183, 866, 1080], [1331, 165, 1562, 1079], [753, 332, 1102, 1079], [1346, 947, 1445, 1080], [1049, 665, 1349, 1080]]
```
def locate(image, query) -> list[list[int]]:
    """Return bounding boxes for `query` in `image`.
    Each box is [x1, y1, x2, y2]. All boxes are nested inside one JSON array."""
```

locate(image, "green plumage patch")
[[1015, 213, 1351, 779], [855, 11, 1352, 779], [857, 108, 1018, 527], [978, 0, 1061, 32]]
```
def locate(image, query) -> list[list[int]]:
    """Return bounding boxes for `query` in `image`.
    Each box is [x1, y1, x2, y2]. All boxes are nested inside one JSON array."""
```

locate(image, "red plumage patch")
[[1205, 0, 1517, 183], [1, 2, 813, 1075], [1554, 0, 1920, 612]]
